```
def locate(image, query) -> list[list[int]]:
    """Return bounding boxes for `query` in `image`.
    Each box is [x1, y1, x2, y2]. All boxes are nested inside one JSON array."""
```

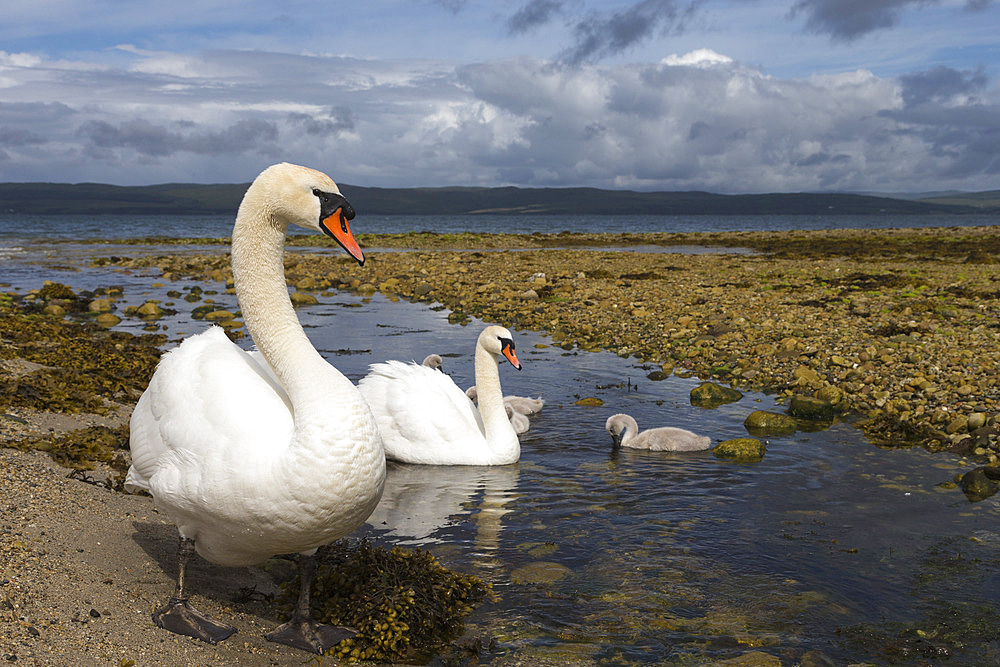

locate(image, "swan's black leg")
[[152, 536, 237, 644], [265, 552, 356, 654]]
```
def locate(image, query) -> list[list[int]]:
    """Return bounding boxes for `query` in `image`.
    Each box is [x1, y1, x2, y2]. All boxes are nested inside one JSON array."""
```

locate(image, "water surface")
[[2, 211, 997, 244], [4, 244, 1000, 665]]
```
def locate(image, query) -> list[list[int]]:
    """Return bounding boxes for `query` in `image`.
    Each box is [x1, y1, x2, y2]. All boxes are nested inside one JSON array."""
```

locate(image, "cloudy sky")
[[1, 0, 997, 193]]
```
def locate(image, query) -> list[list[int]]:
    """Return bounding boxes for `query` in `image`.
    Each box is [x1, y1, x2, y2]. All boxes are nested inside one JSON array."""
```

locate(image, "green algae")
[[713, 438, 766, 462], [0, 294, 163, 415], [743, 410, 797, 437], [838, 536, 1000, 664], [36, 281, 80, 302], [690, 382, 744, 409]]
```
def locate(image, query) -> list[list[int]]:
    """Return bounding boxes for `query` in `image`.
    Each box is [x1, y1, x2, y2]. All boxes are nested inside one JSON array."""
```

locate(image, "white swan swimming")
[[126, 163, 385, 653], [466, 385, 544, 416], [605, 413, 712, 452], [358, 326, 522, 465]]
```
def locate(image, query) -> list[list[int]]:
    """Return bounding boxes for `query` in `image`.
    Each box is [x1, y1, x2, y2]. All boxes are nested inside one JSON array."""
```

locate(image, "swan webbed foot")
[[153, 596, 237, 644], [265, 614, 357, 654]]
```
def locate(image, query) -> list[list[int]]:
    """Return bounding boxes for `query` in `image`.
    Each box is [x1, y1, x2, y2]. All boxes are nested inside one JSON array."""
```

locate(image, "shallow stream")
[[4, 247, 1000, 665]]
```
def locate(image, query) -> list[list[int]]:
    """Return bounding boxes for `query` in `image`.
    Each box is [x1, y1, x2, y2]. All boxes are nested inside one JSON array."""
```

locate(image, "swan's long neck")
[[473, 343, 519, 460], [230, 193, 371, 441]]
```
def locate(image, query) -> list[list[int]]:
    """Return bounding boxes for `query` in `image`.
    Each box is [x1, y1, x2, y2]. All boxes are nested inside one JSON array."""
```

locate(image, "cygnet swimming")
[[506, 403, 530, 434], [466, 385, 543, 415], [421, 354, 443, 371], [605, 413, 711, 452]]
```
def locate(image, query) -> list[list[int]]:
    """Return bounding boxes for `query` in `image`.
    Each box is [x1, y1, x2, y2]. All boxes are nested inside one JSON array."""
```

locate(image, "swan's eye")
[[313, 189, 356, 223]]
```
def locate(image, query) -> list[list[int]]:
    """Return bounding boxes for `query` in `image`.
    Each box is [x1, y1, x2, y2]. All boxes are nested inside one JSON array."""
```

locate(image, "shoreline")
[[3, 225, 1000, 664], [80, 225, 1000, 455]]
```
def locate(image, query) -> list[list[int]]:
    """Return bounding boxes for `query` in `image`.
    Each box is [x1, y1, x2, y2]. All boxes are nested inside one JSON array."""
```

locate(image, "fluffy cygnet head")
[[421, 354, 443, 371]]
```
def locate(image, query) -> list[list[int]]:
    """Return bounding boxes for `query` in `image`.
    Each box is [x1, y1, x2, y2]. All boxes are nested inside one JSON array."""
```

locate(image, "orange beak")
[[319, 208, 364, 266], [501, 343, 521, 370]]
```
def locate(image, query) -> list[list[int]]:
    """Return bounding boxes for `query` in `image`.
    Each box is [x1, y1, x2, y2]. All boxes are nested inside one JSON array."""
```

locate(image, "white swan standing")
[[359, 326, 522, 465], [126, 163, 385, 653], [605, 413, 712, 452]]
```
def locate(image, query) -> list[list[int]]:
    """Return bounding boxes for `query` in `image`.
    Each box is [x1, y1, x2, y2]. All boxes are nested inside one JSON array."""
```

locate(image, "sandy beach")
[[3, 225, 1000, 665], [0, 446, 333, 666]]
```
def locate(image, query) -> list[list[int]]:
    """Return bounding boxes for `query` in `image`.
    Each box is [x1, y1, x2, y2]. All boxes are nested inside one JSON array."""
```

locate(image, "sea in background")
[[0, 211, 998, 244]]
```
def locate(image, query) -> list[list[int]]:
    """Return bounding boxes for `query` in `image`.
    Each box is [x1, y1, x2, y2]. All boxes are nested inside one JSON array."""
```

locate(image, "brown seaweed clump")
[[11, 424, 130, 474], [0, 291, 165, 416], [860, 413, 949, 450], [279, 539, 493, 663]]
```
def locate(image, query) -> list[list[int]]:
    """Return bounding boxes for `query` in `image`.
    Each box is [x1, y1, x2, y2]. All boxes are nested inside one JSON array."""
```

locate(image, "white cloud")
[[0, 51, 44, 68], [661, 48, 733, 67], [0, 47, 996, 192]]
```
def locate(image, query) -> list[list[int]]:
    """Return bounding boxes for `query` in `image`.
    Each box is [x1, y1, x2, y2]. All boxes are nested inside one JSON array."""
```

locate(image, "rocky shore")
[[92, 225, 1000, 459], [3, 224, 1000, 664]]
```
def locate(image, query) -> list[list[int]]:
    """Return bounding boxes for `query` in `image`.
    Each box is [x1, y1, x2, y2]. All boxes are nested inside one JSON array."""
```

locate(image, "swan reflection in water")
[[367, 462, 521, 553]]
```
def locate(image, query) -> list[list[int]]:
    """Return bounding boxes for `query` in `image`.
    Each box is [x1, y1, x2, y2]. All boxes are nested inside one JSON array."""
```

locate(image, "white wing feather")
[[359, 360, 486, 464], [127, 327, 293, 493]]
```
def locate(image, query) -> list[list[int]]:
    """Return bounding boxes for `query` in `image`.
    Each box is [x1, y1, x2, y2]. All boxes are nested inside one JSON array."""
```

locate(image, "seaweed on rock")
[[861, 414, 948, 450], [277, 538, 493, 663], [0, 292, 164, 415], [11, 424, 130, 472]]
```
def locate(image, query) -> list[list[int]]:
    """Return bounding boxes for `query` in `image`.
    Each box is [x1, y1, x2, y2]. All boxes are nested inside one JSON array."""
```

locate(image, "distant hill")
[[864, 189, 1000, 209], [0, 182, 248, 215], [0, 181, 994, 216], [917, 190, 1000, 209]]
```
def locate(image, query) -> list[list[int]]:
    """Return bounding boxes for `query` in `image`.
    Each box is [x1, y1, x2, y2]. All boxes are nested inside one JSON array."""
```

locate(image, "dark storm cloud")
[[879, 96, 1000, 178], [507, 0, 565, 34], [795, 152, 852, 167], [899, 65, 987, 107], [287, 106, 355, 136], [0, 101, 76, 124], [76, 118, 278, 157], [0, 127, 48, 147], [78, 119, 176, 157], [788, 0, 922, 41], [0, 103, 60, 147], [560, 0, 701, 64], [789, 0, 995, 41], [193, 119, 278, 154]]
